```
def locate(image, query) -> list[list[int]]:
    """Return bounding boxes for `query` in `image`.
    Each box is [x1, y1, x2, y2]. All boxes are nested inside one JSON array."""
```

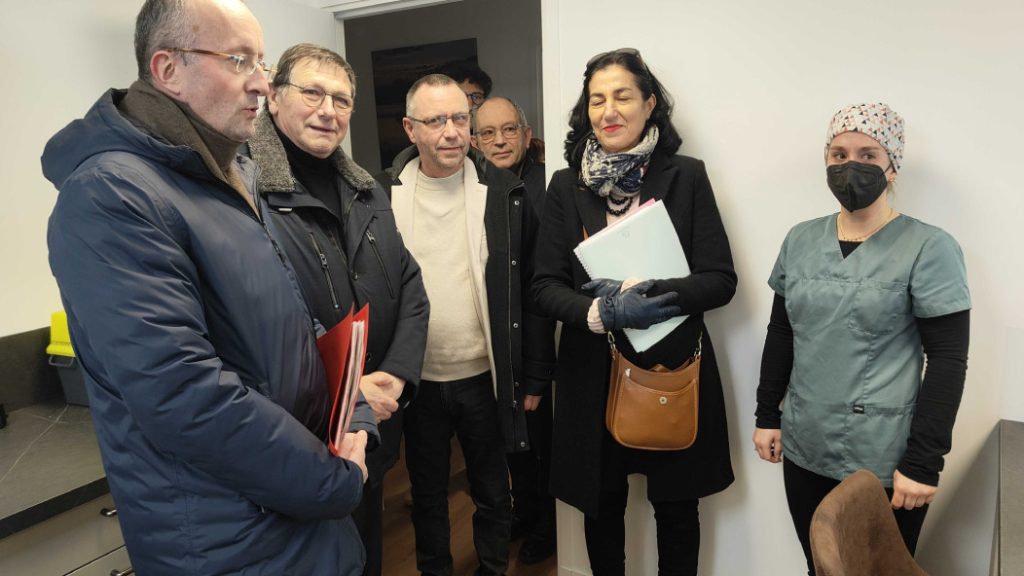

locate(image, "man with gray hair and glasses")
[[472, 96, 545, 215], [246, 42, 429, 576], [472, 95, 556, 564], [42, 2, 371, 574], [376, 74, 555, 576]]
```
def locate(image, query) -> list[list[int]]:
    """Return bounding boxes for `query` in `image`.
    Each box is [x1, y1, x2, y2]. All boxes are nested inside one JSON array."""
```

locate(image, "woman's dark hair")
[[564, 49, 682, 170]]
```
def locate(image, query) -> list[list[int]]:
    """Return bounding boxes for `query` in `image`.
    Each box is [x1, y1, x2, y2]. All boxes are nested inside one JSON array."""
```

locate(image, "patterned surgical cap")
[[827, 102, 905, 172]]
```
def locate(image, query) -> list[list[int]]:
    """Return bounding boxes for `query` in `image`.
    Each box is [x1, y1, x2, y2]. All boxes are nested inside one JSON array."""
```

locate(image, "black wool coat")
[[246, 114, 429, 487], [532, 152, 737, 517]]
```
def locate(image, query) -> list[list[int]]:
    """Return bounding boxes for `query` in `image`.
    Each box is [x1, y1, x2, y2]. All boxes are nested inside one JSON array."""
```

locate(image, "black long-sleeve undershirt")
[[755, 293, 795, 430], [755, 243, 970, 486]]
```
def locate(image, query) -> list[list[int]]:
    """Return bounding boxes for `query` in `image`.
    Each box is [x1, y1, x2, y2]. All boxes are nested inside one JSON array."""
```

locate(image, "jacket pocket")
[[308, 232, 341, 311], [365, 228, 395, 299], [782, 390, 848, 477], [847, 280, 909, 337], [845, 401, 916, 482]]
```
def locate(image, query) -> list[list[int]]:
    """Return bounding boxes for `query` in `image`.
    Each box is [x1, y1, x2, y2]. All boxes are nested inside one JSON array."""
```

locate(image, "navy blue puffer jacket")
[[43, 89, 368, 575]]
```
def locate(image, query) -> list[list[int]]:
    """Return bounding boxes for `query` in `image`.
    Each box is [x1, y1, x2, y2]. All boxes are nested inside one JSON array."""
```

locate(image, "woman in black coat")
[[531, 49, 736, 575]]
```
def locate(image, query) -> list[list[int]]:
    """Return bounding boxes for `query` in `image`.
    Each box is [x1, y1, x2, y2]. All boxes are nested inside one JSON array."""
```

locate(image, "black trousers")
[[506, 392, 555, 531], [783, 458, 929, 576], [353, 411, 405, 576], [404, 372, 510, 576], [351, 479, 384, 576], [583, 481, 700, 576]]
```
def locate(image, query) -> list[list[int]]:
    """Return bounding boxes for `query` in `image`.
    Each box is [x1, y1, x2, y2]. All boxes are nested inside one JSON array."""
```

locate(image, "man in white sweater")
[[376, 74, 555, 576]]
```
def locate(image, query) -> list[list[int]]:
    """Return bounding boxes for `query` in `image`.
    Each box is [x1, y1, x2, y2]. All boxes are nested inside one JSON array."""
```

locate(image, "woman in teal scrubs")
[[752, 102, 971, 575]]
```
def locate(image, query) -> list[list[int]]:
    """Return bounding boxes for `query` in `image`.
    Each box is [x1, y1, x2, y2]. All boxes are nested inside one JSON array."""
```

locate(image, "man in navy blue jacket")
[[43, 1, 373, 574]]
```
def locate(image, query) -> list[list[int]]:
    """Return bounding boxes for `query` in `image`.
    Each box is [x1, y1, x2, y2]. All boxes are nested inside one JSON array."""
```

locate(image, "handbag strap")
[[608, 330, 702, 361]]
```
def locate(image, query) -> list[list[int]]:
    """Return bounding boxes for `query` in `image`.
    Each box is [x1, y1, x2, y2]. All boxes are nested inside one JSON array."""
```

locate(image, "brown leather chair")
[[810, 469, 928, 576]]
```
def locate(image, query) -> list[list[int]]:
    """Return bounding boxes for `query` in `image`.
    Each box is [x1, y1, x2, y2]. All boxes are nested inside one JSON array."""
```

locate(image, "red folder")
[[316, 304, 370, 457]]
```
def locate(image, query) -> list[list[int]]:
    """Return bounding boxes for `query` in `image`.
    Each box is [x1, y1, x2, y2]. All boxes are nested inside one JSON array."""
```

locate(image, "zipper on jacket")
[[241, 163, 320, 344], [366, 229, 396, 299], [250, 174, 265, 224], [308, 232, 341, 311], [507, 185, 524, 450], [242, 170, 294, 271]]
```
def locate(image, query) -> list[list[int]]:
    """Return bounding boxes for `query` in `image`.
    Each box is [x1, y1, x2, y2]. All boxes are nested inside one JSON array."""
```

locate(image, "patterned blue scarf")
[[580, 125, 659, 198]]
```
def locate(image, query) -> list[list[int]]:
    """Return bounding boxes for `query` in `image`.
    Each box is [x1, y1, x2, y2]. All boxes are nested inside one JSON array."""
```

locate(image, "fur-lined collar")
[[248, 112, 377, 194]]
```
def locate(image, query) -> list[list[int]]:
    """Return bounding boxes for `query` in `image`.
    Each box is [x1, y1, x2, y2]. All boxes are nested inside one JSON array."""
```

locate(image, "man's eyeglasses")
[[465, 92, 486, 106], [408, 113, 471, 130], [280, 82, 354, 113], [165, 47, 271, 76], [476, 124, 521, 144]]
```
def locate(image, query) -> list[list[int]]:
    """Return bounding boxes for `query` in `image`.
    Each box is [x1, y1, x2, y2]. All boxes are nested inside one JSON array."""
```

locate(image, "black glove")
[[581, 278, 624, 298], [597, 280, 681, 331]]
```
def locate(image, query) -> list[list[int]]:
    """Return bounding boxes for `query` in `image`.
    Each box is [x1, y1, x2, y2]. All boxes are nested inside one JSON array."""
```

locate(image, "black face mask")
[[826, 161, 889, 212]]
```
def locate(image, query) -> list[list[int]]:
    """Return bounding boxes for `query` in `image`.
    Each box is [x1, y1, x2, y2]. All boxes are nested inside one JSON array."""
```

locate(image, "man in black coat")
[[472, 96, 556, 564], [471, 96, 545, 209], [247, 44, 429, 576], [375, 74, 555, 576]]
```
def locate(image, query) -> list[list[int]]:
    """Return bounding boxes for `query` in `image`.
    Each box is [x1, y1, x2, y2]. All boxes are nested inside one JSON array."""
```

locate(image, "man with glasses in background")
[[246, 43, 429, 576], [472, 97, 545, 213], [376, 74, 555, 576], [439, 61, 493, 110], [43, 2, 371, 574], [471, 96, 556, 565]]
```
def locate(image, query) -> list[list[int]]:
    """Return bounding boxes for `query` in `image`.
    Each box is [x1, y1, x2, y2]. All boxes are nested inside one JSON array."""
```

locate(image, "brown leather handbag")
[[605, 333, 701, 451]]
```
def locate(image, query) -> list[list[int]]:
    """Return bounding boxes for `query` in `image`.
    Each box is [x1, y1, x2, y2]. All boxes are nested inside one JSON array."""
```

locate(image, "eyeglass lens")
[[419, 114, 470, 129], [293, 85, 352, 112], [479, 125, 520, 142]]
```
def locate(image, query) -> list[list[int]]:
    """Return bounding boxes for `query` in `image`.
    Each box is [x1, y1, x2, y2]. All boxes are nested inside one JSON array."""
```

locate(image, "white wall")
[[249, 0, 340, 67], [0, 2, 135, 337], [2, 0, 1018, 573], [342, 0, 543, 173], [543, 0, 1021, 574], [0, 0, 338, 338]]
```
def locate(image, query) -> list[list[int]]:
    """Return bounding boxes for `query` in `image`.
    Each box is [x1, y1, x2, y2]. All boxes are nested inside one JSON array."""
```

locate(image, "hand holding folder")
[[573, 200, 689, 352], [315, 305, 370, 457], [335, 430, 368, 481]]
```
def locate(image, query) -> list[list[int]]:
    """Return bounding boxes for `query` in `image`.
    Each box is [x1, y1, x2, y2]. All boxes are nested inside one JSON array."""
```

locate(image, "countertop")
[[0, 401, 108, 539]]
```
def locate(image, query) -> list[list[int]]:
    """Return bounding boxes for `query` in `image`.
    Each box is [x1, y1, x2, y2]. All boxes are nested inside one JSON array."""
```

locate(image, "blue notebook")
[[573, 200, 689, 352]]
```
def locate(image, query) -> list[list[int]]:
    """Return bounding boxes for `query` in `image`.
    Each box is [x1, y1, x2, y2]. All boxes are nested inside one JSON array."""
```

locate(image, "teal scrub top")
[[769, 214, 970, 486]]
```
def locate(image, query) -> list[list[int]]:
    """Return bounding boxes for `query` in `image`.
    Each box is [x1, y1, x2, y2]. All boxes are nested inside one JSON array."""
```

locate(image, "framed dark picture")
[[371, 38, 478, 169]]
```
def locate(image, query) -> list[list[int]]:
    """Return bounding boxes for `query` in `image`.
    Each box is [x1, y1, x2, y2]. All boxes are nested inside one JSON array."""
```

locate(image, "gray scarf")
[[580, 125, 659, 198]]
